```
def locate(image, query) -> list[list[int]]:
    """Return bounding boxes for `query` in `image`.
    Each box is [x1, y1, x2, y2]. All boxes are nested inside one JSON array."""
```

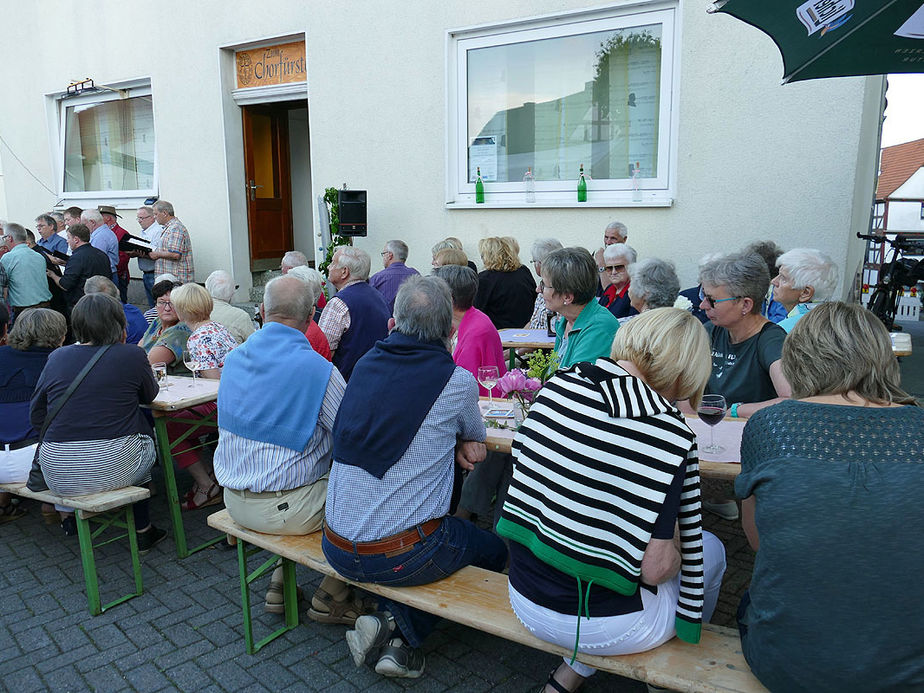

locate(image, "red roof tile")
[[877, 138, 924, 201]]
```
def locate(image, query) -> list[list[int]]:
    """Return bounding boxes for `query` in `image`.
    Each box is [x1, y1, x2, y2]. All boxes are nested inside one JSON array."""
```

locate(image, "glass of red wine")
[[697, 394, 727, 454]]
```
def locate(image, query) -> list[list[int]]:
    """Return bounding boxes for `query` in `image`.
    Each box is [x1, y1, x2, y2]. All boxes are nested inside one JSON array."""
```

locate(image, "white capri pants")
[[508, 531, 727, 678]]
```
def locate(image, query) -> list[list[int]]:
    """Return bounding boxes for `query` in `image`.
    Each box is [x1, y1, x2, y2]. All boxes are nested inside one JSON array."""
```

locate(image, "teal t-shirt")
[[553, 300, 619, 370], [735, 400, 924, 692]]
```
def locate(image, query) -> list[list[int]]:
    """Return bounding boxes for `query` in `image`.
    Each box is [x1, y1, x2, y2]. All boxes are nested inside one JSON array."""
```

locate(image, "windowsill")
[[446, 195, 673, 209], [55, 194, 156, 210]]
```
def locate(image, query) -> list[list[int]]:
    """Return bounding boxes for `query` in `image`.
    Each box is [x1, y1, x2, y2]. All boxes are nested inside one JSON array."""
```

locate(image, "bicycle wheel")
[[867, 288, 895, 329]]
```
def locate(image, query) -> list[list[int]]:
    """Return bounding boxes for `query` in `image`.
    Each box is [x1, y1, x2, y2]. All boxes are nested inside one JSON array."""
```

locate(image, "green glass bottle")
[[475, 167, 485, 204], [577, 163, 587, 202]]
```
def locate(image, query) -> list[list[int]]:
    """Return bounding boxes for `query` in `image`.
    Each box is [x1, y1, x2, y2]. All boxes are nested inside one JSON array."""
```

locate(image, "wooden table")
[[481, 398, 743, 482], [146, 375, 223, 558], [498, 329, 555, 369]]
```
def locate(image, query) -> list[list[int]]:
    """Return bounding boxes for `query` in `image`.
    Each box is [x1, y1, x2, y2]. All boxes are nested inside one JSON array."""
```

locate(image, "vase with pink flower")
[[497, 368, 542, 425]]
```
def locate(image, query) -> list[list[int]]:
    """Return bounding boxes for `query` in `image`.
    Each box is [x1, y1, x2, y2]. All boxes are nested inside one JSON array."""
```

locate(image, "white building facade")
[[0, 0, 883, 296]]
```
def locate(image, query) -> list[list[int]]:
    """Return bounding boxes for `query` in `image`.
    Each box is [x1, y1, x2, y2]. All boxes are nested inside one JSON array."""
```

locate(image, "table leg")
[[507, 347, 516, 371], [154, 413, 188, 559]]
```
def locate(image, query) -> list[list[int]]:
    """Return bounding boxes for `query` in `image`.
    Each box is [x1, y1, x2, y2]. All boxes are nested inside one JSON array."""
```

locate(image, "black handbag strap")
[[38, 344, 112, 442]]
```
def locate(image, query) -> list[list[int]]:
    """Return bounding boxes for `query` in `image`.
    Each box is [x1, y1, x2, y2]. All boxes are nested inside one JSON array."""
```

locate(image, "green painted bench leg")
[[507, 347, 516, 371], [155, 415, 188, 559], [126, 505, 144, 597], [237, 539, 299, 654], [75, 512, 102, 616]]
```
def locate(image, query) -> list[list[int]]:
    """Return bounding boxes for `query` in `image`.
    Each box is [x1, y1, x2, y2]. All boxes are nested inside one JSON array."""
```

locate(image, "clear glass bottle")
[[632, 161, 642, 202], [523, 168, 535, 203], [475, 167, 485, 204], [577, 163, 587, 202]]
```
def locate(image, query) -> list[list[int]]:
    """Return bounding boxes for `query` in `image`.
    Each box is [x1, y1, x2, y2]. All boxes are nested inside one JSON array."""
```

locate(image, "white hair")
[[335, 246, 371, 281], [603, 243, 637, 265], [205, 270, 236, 302], [281, 250, 309, 270], [81, 209, 103, 226], [777, 248, 839, 301], [286, 265, 324, 306]]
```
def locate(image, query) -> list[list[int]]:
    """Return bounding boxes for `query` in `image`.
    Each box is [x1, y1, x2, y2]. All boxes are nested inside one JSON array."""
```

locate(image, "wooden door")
[[242, 104, 293, 264]]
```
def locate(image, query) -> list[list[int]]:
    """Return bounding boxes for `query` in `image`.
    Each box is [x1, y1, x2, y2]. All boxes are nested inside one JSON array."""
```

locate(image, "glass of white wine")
[[477, 365, 499, 407], [152, 362, 169, 390], [182, 349, 200, 382]]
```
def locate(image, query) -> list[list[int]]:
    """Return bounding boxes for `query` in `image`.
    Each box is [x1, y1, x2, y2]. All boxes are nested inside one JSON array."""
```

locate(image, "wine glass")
[[697, 394, 727, 454], [152, 362, 169, 390], [182, 349, 199, 382], [477, 365, 499, 407]]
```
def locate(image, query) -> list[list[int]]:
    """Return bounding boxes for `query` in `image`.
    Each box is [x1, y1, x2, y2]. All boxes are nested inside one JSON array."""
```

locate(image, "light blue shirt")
[[90, 225, 119, 274], [325, 366, 485, 542], [213, 368, 346, 492], [0, 243, 51, 307], [777, 303, 813, 333]]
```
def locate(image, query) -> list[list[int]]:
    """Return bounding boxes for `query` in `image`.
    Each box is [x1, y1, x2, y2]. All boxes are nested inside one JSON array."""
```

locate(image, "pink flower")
[[498, 369, 527, 396], [525, 378, 542, 392]]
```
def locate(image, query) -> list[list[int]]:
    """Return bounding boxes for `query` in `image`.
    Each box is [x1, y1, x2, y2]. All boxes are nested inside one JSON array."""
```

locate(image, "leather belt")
[[3, 437, 39, 451], [324, 518, 442, 555]]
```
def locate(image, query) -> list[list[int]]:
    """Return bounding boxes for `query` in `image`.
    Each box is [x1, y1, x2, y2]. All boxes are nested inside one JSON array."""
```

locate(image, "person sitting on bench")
[[322, 275, 508, 680], [213, 275, 367, 622], [497, 308, 727, 693]]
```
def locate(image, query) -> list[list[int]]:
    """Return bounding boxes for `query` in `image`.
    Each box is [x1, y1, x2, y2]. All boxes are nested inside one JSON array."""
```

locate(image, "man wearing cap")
[[99, 205, 131, 303], [149, 200, 194, 284]]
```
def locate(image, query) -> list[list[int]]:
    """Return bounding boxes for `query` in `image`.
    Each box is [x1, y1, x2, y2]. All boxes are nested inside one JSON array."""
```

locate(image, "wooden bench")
[[0, 481, 151, 615], [207, 509, 766, 692]]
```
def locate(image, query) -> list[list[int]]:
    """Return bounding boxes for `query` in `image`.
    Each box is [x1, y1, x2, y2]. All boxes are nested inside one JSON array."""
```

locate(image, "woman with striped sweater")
[[497, 308, 727, 693]]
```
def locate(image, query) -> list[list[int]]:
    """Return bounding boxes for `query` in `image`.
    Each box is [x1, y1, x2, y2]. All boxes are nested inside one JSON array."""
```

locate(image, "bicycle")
[[858, 233, 924, 330]]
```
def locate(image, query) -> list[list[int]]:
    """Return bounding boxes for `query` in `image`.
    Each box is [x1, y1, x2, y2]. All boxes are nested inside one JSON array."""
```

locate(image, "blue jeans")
[[142, 272, 155, 307], [322, 516, 508, 647]]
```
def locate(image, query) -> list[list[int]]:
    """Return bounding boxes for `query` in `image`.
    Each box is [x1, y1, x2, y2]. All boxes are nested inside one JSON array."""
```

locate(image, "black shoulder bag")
[[27, 345, 113, 491]]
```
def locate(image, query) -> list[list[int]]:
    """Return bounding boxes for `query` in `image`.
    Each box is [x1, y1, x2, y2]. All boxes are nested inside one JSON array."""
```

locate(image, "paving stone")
[[204, 659, 258, 691], [35, 643, 100, 676], [40, 663, 87, 692], [82, 664, 131, 692], [123, 662, 173, 693], [4, 664, 47, 692], [164, 660, 214, 690], [153, 638, 215, 670], [75, 642, 140, 674]]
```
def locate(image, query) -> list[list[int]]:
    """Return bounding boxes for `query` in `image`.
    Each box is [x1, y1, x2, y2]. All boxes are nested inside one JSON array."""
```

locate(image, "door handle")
[[248, 179, 263, 201]]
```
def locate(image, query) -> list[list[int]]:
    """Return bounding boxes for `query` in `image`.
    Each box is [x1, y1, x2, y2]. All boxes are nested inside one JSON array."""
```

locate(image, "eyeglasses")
[[137, 215, 151, 220], [538, 280, 554, 292], [698, 287, 741, 308], [156, 300, 173, 308], [605, 264, 626, 273]]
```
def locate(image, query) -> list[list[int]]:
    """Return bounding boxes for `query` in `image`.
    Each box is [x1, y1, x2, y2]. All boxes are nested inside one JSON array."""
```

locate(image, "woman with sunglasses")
[[695, 252, 791, 520], [598, 243, 638, 319]]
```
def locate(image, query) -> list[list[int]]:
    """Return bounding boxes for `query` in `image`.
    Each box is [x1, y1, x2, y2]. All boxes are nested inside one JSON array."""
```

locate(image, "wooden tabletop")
[[890, 332, 912, 357], [147, 375, 220, 412], [481, 398, 742, 482], [498, 328, 555, 350]]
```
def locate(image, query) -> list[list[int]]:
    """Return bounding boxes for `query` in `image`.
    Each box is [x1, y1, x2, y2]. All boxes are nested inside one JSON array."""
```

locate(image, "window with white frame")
[[448, 5, 677, 207], [58, 82, 156, 199]]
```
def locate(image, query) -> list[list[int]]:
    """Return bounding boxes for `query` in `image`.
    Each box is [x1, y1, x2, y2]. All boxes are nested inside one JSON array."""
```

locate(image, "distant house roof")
[[876, 137, 924, 201]]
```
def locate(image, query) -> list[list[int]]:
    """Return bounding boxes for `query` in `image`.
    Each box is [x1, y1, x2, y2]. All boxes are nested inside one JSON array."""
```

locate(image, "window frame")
[[446, 3, 679, 208], [53, 78, 158, 205]]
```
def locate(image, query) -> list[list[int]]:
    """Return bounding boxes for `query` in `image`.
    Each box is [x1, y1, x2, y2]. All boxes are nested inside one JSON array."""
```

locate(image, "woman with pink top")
[[434, 264, 510, 527]]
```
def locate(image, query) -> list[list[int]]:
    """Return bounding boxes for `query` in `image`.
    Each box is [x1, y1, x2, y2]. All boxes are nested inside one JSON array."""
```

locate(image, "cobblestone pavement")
[[0, 472, 753, 692]]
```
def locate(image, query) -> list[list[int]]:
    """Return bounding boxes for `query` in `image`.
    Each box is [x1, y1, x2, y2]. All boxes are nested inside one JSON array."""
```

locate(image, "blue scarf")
[[218, 321, 332, 452], [333, 331, 456, 479]]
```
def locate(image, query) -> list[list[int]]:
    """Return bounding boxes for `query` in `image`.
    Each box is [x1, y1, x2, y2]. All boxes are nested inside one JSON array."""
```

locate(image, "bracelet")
[[730, 402, 742, 418]]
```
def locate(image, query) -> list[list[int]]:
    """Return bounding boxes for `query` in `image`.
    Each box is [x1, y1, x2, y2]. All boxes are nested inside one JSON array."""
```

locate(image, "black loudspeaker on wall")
[[338, 190, 367, 237]]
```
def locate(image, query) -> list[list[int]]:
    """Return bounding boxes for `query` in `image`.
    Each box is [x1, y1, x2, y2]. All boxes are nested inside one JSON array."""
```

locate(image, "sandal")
[[307, 586, 377, 626], [0, 503, 27, 524], [264, 579, 306, 614], [540, 666, 583, 693], [180, 482, 222, 511], [42, 503, 59, 525]]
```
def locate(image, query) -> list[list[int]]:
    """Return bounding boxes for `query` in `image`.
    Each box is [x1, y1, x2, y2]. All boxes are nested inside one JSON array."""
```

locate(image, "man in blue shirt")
[[369, 239, 419, 313], [0, 223, 51, 314], [83, 275, 149, 344], [322, 276, 507, 679], [81, 209, 119, 283], [34, 214, 69, 256]]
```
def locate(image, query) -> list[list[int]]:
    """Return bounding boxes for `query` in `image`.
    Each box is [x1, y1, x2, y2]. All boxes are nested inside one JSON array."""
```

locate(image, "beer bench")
[[207, 509, 766, 692], [0, 481, 151, 615]]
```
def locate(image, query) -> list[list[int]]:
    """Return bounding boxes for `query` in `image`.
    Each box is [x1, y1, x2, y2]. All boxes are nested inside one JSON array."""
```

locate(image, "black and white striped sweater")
[[496, 358, 705, 643]]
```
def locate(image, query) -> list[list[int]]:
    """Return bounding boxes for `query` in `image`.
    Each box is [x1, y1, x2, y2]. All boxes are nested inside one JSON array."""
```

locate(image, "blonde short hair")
[[433, 248, 468, 268], [783, 302, 917, 405], [170, 283, 213, 324], [479, 237, 520, 272], [610, 307, 712, 408]]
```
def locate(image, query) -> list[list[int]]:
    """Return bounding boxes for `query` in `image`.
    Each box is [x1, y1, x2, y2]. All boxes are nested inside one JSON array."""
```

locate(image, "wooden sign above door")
[[236, 41, 306, 89]]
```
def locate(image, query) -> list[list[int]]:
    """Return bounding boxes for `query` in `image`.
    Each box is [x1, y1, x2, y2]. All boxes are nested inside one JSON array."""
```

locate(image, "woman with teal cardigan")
[[541, 248, 620, 370]]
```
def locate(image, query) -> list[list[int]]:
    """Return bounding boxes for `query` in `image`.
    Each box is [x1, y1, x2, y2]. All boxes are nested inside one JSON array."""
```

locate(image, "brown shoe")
[[307, 586, 376, 626]]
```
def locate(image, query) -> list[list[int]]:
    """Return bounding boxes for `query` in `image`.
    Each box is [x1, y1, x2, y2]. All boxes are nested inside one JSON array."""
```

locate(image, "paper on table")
[[895, 4, 924, 39], [684, 417, 746, 463], [150, 376, 219, 407]]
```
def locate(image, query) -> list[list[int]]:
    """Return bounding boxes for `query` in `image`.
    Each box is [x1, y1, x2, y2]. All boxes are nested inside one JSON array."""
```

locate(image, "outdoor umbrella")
[[709, 0, 924, 82]]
